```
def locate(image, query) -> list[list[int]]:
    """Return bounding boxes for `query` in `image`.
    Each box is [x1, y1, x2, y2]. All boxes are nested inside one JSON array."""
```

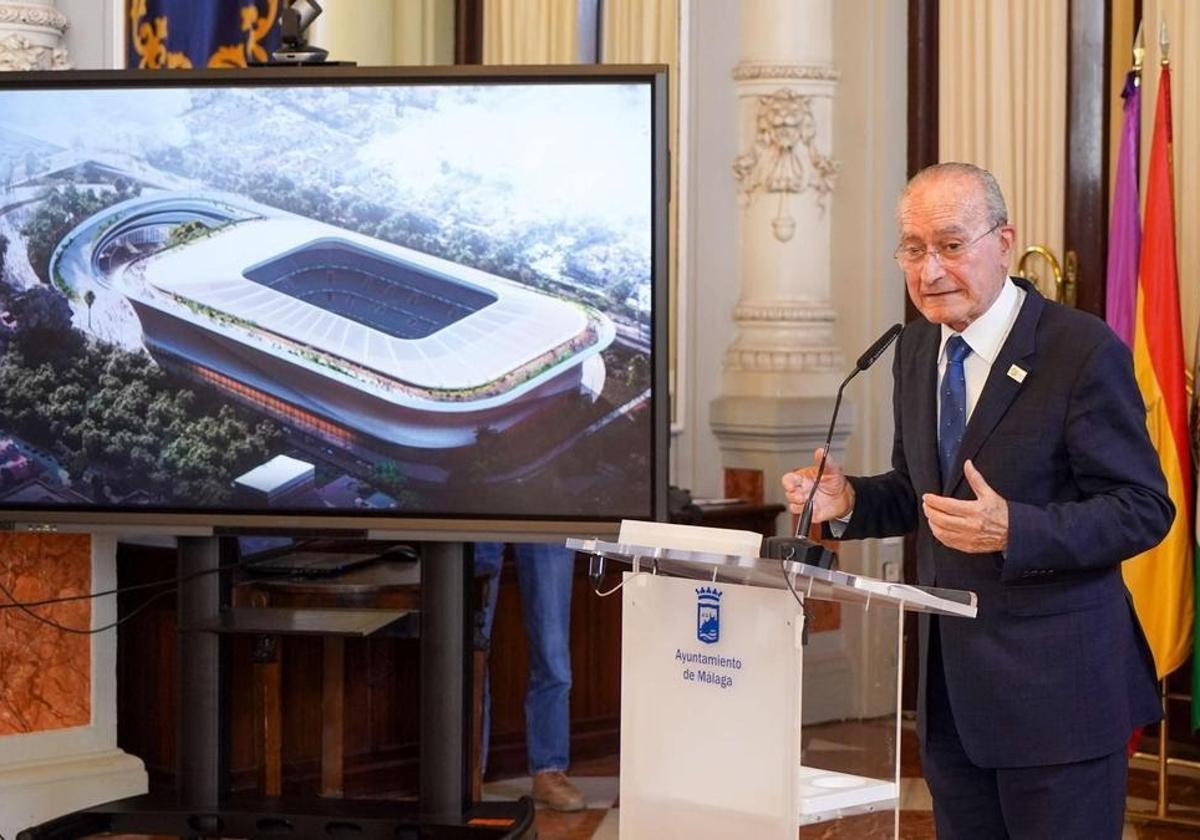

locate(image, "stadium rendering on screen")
[[0, 68, 665, 527]]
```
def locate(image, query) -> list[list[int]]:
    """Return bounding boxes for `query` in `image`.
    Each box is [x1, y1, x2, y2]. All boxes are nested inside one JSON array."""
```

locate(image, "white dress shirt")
[[937, 277, 1027, 424]]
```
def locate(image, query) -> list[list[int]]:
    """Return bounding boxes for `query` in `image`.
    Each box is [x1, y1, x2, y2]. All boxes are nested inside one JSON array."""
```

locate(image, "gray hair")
[[898, 162, 1008, 227]]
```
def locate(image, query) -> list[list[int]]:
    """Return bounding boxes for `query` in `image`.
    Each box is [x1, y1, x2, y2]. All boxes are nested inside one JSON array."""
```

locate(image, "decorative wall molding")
[[0, 1, 71, 70], [723, 346, 841, 372], [732, 302, 837, 323], [0, 32, 68, 69], [732, 62, 839, 82], [0, 2, 69, 31], [732, 87, 838, 240]]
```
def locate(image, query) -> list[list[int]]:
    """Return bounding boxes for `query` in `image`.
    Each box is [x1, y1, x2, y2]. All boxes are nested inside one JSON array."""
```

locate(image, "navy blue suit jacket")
[[837, 277, 1171, 768]]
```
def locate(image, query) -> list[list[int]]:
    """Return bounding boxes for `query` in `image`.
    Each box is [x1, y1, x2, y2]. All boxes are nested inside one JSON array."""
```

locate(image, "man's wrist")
[[837, 484, 856, 522], [827, 505, 853, 538], [825, 485, 855, 538]]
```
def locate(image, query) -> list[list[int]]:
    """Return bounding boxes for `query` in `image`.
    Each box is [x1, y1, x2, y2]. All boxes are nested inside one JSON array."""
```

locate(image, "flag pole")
[[1148, 22, 1176, 821], [1152, 16, 1174, 826], [1158, 679, 1168, 816], [1133, 20, 1144, 81]]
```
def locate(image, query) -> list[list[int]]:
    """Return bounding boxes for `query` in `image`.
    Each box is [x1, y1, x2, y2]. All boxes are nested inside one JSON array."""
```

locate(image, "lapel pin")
[[1007, 364, 1027, 383]]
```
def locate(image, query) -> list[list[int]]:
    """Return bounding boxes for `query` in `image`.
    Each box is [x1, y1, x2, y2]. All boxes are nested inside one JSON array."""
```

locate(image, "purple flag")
[[1106, 71, 1141, 346]]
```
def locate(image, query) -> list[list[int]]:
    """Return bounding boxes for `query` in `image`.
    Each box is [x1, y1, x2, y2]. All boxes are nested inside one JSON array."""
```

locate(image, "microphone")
[[796, 323, 902, 538], [765, 323, 903, 568], [856, 322, 904, 372]]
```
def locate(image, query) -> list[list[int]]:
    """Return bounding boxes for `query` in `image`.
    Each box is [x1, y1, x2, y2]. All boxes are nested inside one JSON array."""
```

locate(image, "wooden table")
[[238, 558, 488, 800]]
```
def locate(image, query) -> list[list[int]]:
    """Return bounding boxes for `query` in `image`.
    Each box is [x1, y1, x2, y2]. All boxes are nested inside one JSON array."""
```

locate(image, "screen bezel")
[[0, 64, 669, 540]]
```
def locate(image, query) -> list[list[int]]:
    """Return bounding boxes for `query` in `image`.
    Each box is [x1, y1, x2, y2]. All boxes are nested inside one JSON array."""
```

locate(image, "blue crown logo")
[[696, 587, 722, 644]]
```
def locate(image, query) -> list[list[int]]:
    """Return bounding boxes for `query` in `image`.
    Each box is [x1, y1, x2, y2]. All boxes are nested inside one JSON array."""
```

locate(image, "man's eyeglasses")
[[893, 220, 1005, 268]]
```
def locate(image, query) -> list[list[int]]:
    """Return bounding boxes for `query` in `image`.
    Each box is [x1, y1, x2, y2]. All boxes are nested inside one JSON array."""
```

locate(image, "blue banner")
[[128, 0, 281, 69]]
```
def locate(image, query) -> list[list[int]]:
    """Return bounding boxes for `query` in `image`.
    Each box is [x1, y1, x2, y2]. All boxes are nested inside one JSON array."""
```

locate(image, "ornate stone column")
[[710, 0, 846, 512], [708, 0, 851, 722], [0, 0, 71, 70]]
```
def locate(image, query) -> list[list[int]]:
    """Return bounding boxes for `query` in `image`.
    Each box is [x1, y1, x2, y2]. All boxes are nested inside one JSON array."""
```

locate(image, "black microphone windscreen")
[[856, 323, 903, 371]]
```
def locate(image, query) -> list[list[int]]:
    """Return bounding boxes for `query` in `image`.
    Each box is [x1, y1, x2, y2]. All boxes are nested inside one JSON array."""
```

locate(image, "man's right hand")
[[780, 447, 855, 524]]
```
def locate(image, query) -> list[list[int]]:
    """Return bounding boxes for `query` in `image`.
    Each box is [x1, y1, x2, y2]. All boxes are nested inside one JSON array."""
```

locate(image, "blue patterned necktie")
[[939, 335, 972, 480]]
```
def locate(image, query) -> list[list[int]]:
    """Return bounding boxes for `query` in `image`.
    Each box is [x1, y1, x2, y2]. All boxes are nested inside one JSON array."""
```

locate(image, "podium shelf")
[[567, 537, 977, 618], [796, 765, 898, 825], [185, 606, 414, 636]]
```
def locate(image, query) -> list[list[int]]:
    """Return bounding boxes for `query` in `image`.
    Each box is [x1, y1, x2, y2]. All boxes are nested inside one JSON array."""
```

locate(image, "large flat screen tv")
[[0, 65, 668, 539]]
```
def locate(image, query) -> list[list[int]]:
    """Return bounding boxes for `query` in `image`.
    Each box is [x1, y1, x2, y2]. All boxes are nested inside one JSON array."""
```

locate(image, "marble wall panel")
[[0, 533, 91, 735]]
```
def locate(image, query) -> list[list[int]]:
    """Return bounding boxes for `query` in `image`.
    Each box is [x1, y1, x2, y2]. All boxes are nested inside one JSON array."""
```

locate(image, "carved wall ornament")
[[0, 3, 69, 32], [732, 88, 838, 241], [733, 302, 837, 323], [731, 63, 840, 83], [0, 32, 69, 71], [724, 346, 841, 372]]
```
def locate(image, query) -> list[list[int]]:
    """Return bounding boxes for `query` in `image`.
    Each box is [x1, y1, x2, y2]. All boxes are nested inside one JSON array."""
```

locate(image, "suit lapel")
[[943, 280, 1044, 494], [906, 321, 941, 494]]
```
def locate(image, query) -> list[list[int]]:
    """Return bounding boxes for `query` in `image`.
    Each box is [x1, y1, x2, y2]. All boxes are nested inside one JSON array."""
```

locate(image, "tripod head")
[[273, 0, 329, 64]]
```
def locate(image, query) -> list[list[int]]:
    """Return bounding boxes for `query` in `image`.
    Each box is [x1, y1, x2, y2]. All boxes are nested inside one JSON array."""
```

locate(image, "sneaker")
[[532, 770, 585, 812]]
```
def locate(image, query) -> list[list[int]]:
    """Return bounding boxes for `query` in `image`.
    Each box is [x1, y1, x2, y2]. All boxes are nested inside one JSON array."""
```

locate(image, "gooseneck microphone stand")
[[764, 323, 902, 567]]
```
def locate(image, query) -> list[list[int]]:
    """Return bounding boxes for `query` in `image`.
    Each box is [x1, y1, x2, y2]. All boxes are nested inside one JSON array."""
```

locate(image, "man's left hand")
[[921, 460, 1009, 553]]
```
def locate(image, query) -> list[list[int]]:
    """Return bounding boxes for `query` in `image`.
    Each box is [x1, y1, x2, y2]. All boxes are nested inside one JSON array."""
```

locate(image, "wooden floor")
[[506, 731, 1200, 839]]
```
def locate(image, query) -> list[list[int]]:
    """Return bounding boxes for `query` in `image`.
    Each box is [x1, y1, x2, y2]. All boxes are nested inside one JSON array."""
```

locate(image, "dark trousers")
[[920, 618, 1128, 840]]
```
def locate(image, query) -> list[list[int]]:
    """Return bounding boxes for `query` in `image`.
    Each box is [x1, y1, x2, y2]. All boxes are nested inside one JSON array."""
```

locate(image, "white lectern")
[[568, 522, 976, 840]]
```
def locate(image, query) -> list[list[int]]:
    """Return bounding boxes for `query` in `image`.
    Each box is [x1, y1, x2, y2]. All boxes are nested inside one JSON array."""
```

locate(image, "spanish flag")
[[1124, 61, 1194, 680]]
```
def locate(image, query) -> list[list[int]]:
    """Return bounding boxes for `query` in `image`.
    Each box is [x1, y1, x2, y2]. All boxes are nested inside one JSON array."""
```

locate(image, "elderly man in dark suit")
[[782, 162, 1172, 839]]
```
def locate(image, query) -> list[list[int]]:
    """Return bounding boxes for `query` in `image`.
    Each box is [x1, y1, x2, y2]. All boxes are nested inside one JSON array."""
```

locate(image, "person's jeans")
[[475, 542, 574, 776]]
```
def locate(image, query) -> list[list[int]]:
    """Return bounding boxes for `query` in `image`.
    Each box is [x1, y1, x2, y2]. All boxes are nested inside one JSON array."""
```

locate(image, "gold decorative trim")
[[732, 63, 839, 83], [128, 0, 278, 69]]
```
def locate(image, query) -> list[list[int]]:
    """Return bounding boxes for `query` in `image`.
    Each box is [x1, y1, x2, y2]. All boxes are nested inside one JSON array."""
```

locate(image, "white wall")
[[671, 0, 742, 498], [57, 0, 123, 69], [829, 0, 909, 579]]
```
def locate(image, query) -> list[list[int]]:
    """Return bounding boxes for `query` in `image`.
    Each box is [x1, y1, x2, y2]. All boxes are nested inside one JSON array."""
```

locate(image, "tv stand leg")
[[420, 541, 472, 816], [176, 536, 230, 807]]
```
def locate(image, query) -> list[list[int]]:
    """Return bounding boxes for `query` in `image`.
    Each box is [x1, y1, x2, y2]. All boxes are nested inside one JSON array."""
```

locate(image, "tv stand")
[[17, 537, 535, 839], [19, 793, 535, 839]]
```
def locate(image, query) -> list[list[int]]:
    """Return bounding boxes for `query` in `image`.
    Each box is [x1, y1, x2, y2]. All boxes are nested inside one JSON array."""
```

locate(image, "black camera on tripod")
[[273, 0, 328, 64]]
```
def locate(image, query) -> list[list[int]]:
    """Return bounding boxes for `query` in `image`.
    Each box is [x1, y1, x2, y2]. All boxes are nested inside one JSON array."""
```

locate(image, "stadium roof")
[[136, 217, 591, 392]]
